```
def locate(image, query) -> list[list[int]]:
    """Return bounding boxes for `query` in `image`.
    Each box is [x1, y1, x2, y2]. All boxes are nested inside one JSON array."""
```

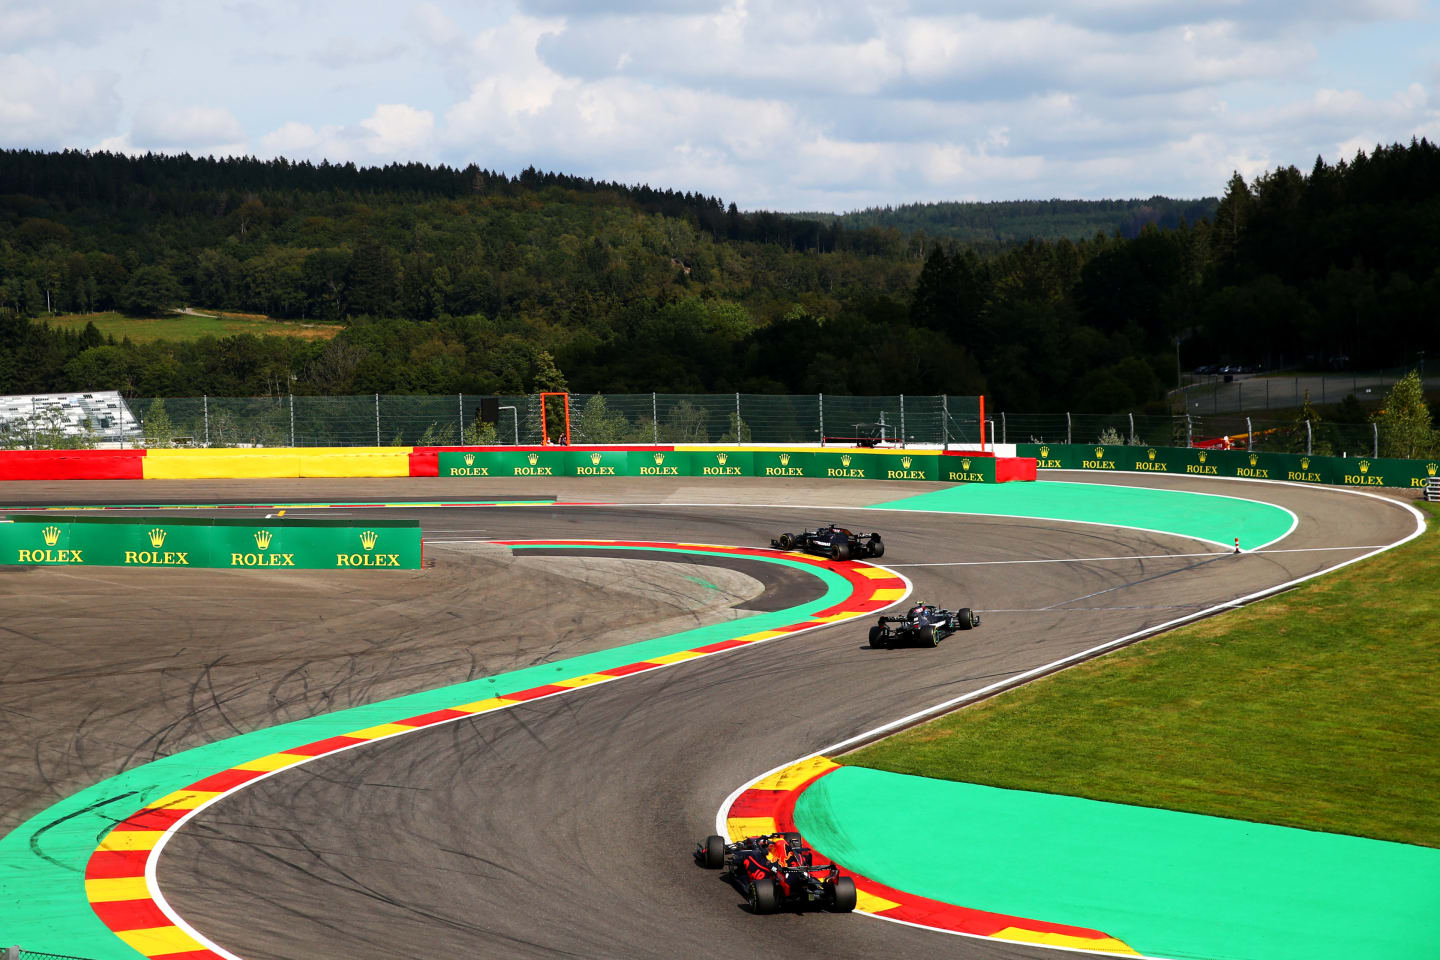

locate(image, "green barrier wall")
[[0, 516, 421, 569], [434, 449, 994, 482], [1019, 443, 1440, 490]]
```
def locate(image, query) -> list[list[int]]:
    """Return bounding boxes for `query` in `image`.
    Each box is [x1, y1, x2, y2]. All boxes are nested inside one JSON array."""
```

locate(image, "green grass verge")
[[45, 311, 340, 342], [846, 503, 1439, 848]]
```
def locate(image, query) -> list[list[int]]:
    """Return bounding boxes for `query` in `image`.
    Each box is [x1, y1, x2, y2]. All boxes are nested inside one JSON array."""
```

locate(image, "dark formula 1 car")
[[771, 524, 883, 561], [696, 832, 857, 914], [869, 602, 980, 648]]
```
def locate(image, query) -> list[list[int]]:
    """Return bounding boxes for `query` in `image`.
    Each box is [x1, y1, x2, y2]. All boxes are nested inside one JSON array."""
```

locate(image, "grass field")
[[846, 502, 1438, 848], [44, 311, 341, 342]]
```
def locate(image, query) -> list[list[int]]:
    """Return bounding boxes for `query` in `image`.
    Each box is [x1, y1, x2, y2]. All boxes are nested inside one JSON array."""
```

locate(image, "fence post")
[[818, 393, 824, 445], [1001, 411, 1006, 444], [1128, 412, 1135, 445], [651, 392, 658, 444], [458, 393, 463, 442], [899, 394, 905, 446], [735, 391, 741, 444], [941, 395, 949, 449], [203, 394, 210, 447], [1066, 412, 1072, 445], [7, 943, 19, 960], [289, 394, 295, 447], [1186, 414, 1193, 447], [1373, 421, 1379, 458], [1246, 416, 1252, 451], [1306, 419, 1312, 456], [375, 393, 380, 445]]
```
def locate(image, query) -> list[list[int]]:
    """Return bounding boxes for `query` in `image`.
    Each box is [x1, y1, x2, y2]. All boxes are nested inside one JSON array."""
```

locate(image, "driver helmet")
[[908, 604, 926, 618]]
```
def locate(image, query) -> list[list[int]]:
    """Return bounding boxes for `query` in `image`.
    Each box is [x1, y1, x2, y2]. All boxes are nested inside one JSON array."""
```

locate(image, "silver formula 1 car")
[[869, 601, 980, 648]]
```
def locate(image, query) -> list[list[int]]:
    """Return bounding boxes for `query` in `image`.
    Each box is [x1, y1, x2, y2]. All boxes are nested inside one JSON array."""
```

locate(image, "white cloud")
[[0, 54, 121, 146], [131, 104, 245, 149], [0, 0, 157, 52]]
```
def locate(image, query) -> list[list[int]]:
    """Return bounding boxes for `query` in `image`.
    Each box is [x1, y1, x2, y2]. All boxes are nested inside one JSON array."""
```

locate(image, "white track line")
[[884, 544, 1387, 567], [716, 481, 1426, 959]]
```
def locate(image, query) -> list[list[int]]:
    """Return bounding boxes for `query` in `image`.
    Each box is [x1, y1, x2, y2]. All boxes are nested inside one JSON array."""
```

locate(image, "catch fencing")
[[2, 394, 985, 449]]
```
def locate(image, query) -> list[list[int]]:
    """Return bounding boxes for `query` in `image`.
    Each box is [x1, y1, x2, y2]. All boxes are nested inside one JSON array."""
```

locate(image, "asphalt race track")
[[0, 475, 1419, 960]]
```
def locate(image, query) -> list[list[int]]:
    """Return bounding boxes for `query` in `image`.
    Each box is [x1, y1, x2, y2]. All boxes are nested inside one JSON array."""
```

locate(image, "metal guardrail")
[[1424, 478, 1440, 503]]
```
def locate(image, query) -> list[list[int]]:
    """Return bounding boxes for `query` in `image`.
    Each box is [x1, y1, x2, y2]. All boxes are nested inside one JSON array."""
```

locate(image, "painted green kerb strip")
[[0, 547, 851, 959], [872, 480, 1295, 551], [795, 767, 1440, 960]]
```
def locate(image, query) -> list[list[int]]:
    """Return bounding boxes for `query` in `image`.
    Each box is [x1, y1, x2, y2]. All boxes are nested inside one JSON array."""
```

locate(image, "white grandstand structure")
[[0, 391, 141, 446]]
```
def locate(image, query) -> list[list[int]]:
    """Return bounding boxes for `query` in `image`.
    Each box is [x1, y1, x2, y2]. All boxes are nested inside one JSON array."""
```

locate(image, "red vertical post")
[[979, 395, 986, 452]]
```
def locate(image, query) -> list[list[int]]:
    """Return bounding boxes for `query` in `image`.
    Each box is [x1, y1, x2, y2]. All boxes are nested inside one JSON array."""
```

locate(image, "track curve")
[[0, 476, 1420, 960]]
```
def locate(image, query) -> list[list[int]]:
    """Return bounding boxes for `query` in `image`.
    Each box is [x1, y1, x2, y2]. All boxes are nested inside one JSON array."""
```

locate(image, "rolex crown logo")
[[254, 529, 273, 550], [1095, 446, 1104, 458], [42, 525, 61, 546], [716, 452, 728, 465], [1198, 451, 1207, 463], [147, 528, 167, 548], [1428, 462, 1438, 477], [463, 453, 474, 466], [779, 453, 790, 466], [961, 458, 972, 470], [1300, 457, 1310, 469], [841, 454, 852, 467], [653, 452, 664, 465], [360, 530, 379, 550], [1039, 445, 1049, 458], [1147, 448, 1156, 461], [1359, 460, 1370, 474], [901, 456, 912, 468], [590, 452, 603, 465], [1248, 453, 1258, 466], [527, 453, 539, 466]]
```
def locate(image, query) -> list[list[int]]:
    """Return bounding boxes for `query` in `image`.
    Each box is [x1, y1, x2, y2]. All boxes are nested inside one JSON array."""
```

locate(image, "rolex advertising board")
[[564, 450, 629, 477], [754, 450, 815, 478], [634, 450, 690, 477], [690, 450, 753, 477], [939, 454, 995, 483], [0, 517, 421, 570]]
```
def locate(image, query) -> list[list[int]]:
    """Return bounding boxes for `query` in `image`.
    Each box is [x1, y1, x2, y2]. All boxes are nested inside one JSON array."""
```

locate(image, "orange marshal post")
[[539, 392, 571, 445]]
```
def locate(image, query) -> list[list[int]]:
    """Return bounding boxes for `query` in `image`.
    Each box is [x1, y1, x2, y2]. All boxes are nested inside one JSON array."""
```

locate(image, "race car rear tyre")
[[919, 624, 938, 647], [703, 834, 725, 868], [831, 876, 858, 913], [751, 878, 778, 914], [778, 533, 793, 550], [830, 541, 851, 561], [958, 607, 976, 629], [868, 625, 888, 648], [867, 536, 884, 558]]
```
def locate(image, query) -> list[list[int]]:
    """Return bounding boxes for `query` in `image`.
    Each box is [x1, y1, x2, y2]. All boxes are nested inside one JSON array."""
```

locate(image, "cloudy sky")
[[2, 0, 1437, 209]]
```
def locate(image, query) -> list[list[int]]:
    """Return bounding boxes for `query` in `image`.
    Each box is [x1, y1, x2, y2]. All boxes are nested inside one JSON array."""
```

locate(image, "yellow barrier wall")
[[142, 448, 411, 480]]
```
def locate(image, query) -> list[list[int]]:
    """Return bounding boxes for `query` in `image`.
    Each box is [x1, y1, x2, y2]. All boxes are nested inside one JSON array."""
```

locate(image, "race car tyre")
[[703, 835, 725, 868], [830, 540, 851, 562], [867, 536, 885, 558], [831, 877, 858, 913], [868, 625, 888, 648], [919, 624, 938, 647], [958, 607, 976, 629], [751, 878, 779, 914], [778, 533, 793, 550]]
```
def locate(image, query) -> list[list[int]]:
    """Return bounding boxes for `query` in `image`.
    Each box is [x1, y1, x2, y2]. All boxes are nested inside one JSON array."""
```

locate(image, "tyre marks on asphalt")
[[80, 540, 910, 960]]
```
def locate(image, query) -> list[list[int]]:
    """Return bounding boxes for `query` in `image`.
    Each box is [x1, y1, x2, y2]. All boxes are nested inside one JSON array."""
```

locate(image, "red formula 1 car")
[[696, 832, 857, 914]]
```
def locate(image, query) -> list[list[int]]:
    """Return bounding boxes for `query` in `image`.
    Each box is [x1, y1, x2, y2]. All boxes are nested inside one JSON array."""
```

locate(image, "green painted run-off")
[[0, 546, 853, 959], [794, 767, 1440, 960], [872, 479, 1295, 551]]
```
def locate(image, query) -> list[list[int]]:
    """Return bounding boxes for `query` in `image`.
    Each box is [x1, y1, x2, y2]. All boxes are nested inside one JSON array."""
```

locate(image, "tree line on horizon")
[[0, 141, 1436, 417]]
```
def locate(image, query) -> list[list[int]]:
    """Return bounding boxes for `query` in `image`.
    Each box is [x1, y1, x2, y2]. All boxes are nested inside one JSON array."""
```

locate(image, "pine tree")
[[1372, 370, 1436, 458]]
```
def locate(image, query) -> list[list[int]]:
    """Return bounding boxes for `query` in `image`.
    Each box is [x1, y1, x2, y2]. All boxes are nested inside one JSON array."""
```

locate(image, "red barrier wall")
[[996, 457, 1038, 482], [407, 449, 438, 478], [0, 450, 145, 481]]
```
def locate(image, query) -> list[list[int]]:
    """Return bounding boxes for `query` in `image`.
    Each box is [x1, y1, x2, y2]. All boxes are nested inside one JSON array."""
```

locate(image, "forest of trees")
[[0, 140, 1436, 413]]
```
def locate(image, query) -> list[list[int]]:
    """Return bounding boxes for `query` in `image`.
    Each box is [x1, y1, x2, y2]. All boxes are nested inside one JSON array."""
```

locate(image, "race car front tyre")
[[751, 878, 779, 914], [919, 624, 938, 647], [778, 533, 793, 550], [703, 835, 725, 868], [830, 541, 851, 561], [831, 876, 858, 913], [868, 625, 888, 648], [867, 536, 884, 558], [958, 607, 976, 629]]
